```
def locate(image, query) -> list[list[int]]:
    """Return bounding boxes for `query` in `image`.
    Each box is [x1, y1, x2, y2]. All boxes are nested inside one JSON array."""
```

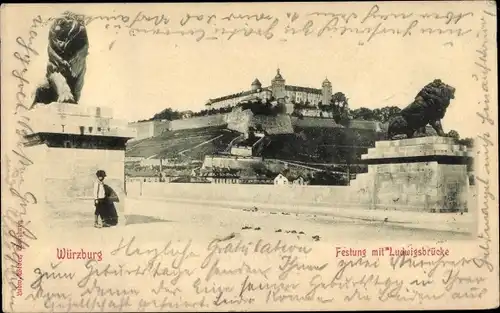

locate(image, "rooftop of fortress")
[[208, 88, 271, 103], [206, 85, 323, 105]]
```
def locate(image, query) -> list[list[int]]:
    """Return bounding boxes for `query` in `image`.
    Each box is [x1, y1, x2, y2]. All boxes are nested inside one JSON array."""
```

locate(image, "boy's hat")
[[96, 170, 107, 177]]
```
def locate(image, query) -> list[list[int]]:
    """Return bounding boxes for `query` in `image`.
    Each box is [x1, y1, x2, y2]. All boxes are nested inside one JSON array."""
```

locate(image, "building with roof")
[[199, 167, 242, 184], [299, 108, 334, 118], [126, 169, 162, 182], [230, 134, 267, 157], [274, 174, 289, 185], [170, 176, 211, 184], [240, 177, 274, 185], [205, 69, 334, 111], [273, 173, 309, 185]]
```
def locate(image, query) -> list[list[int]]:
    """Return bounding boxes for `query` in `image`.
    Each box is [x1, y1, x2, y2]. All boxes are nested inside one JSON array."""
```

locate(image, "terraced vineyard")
[[126, 123, 382, 165], [126, 126, 241, 161]]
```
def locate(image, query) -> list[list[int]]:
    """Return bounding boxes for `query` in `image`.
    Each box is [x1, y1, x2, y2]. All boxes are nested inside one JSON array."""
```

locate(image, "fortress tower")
[[322, 77, 332, 105], [271, 68, 286, 100], [251, 78, 262, 91]]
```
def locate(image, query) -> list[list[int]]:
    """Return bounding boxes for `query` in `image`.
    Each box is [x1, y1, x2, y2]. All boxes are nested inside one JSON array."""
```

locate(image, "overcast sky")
[[3, 2, 492, 138]]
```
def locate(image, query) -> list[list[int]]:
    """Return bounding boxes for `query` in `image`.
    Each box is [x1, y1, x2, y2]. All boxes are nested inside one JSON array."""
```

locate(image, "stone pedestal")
[[349, 136, 472, 213], [23, 102, 136, 226]]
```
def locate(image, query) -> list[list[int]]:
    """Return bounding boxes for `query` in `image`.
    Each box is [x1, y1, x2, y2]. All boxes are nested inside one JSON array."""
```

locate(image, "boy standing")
[[93, 170, 107, 228]]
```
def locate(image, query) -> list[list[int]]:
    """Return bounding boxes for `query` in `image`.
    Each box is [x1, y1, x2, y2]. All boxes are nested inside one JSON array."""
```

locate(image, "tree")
[[237, 99, 280, 115], [372, 108, 383, 122], [331, 92, 348, 109], [351, 107, 375, 120], [379, 106, 401, 123], [347, 106, 401, 123], [329, 92, 349, 124], [337, 111, 350, 126], [151, 108, 182, 121], [309, 171, 348, 186]]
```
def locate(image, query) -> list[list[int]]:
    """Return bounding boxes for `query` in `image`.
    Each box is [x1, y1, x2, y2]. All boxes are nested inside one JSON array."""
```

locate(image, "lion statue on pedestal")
[[32, 13, 89, 107], [387, 79, 456, 140]]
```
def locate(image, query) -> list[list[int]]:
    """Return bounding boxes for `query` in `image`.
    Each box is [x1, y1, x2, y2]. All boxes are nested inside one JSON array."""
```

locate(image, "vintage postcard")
[[1, 1, 498, 312]]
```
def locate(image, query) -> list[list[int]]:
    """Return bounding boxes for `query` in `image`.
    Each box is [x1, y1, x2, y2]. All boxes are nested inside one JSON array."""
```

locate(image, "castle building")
[[271, 69, 286, 100], [205, 69, 334, 111]]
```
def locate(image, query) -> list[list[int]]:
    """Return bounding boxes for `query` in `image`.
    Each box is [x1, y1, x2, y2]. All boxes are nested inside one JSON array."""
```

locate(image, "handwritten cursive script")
[[2, 14, 41, 312], [39, 5, 478, 46]]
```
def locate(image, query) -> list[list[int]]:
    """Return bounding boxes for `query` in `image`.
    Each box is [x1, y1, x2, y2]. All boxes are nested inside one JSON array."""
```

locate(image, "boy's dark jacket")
[[103, 184, 119, 202]]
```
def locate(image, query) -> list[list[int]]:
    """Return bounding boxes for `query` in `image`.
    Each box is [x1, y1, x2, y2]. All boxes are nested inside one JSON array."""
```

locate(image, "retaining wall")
[[170, 114, 228, 131], [126, 182, 349, 206]]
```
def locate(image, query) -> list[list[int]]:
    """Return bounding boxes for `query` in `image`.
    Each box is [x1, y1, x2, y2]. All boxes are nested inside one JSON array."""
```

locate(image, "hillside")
[[126, 126, 240, 160], [126, 105, 388, 167], [261, 126, 379, 163]]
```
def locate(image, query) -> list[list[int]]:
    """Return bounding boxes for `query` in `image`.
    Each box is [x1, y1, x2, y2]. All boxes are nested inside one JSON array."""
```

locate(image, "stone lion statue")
[[32, 13, 89, 107], [387, 79, 456, 140]]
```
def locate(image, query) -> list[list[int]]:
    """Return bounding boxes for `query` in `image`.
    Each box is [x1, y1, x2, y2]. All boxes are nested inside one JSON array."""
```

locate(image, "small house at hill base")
[[273, 174, 308, 185]]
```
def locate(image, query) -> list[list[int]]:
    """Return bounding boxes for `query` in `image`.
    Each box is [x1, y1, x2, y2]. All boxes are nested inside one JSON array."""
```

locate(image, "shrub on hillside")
[[309, 171, 348, 186]]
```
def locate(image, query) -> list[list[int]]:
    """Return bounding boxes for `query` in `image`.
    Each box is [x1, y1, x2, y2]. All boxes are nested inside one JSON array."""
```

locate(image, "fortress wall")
[[170, 114, 228, 131], [226, 109, 253, 133], [153, 121, 172, 136], [132, 112, 295, 138], [226, 108, 294, 135], [251, 114, 294, 134]]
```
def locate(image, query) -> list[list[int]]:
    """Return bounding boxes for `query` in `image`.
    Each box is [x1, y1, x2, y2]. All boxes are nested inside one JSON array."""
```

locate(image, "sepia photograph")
[[1, 2, 498, 312]]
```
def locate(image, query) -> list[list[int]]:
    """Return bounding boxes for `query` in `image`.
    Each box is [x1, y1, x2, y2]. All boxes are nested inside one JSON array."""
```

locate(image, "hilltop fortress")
[[205, 68, 335, 110], [129, 69, 371, 141]]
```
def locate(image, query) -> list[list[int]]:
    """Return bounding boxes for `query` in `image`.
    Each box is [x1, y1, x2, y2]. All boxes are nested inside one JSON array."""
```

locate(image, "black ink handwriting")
[[110, 236, 198, 269]]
